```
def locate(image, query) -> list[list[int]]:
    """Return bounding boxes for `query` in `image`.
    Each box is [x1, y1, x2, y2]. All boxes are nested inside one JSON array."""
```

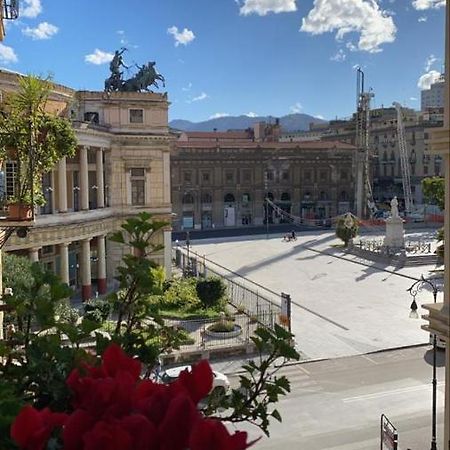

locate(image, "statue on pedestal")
[[390, 196, 400, 219], [104, 49, 165, 93]]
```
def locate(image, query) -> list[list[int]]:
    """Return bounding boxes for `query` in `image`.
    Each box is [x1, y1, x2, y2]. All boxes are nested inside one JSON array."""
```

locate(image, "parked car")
[[407, 211, 425, 222], [160, 365, 231, 394], [429, 333, 446, 350]]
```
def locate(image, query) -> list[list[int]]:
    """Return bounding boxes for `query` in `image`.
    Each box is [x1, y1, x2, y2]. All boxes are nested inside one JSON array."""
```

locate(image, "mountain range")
[[169, 113, 327, 133]]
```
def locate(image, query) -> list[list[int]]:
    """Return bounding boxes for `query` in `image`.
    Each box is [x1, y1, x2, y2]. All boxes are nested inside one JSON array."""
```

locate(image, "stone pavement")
[[187, 228, 443, 363]]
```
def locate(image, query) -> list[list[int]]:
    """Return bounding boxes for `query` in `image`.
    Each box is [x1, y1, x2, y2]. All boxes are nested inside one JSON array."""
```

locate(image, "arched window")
[[182, 192, 194, 204], [224, 193, 235, 203], [383, 151, 388, 161], [340, 190, 348, 201], [280, 192, 291, 202], [319, 191, 328, 201], [201, 192, 212, 204], [390, 150, 395, 161]]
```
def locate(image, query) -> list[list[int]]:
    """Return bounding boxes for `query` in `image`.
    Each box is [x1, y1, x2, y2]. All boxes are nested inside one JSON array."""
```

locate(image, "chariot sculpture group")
[[104, 48, 165, 93]]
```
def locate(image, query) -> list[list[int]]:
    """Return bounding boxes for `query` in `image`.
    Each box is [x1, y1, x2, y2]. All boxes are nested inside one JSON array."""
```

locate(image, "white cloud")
[[417, 70, 441, 90], [330, 49, 346, 62], [209, 113, 230, 119], [0, 43, 18, 63], [424, 54, 438, 71], [239, 0, 297, 16], [22, 22, 58, 40], [21, 0, 42, 18], [412, 0, 445, 10], [85, 49, 114, 65], [418, 16, 427, 22], [167, 26, 195, 46], [301, 0, 397, 53], [191, 92, 208, 102], [246, 112, 258, 117], [290, 102, 302, 113], [315, 114, 325, 119], [409, 97, 418, 101]]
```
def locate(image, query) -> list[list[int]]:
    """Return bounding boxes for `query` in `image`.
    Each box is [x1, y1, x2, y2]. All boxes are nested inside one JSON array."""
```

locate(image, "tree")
[[335, 213, 359, 247], [422, 176, 444, 210], [0, 75, 77, 206]]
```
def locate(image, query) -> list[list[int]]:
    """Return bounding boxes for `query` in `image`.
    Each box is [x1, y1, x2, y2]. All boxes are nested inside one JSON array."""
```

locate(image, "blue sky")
[[0, 0, 446, 122]]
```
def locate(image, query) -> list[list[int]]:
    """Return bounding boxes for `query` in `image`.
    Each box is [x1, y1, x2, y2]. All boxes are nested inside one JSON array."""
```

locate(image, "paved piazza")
[[187, 228, 443, 361]]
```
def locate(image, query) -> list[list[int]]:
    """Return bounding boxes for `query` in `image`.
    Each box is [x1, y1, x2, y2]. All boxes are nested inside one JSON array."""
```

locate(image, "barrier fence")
[[173, 246, 290, 332]]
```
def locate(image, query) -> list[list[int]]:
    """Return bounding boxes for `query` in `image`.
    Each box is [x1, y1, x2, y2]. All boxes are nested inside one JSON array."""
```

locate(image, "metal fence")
[[165, 313, 269, 350], [173, 246, 288, 331]]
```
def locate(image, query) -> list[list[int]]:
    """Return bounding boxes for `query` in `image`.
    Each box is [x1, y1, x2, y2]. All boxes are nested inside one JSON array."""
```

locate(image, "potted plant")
[[0, 75, 77, 220]]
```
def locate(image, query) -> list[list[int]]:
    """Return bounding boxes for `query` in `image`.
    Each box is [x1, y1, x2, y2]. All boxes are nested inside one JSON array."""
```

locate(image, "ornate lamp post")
[[407, 275, 439, 450]]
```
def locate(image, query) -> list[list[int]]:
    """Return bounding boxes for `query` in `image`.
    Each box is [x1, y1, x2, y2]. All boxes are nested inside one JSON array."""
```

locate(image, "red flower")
[[175, 360, 213, 404], [189, 419, 256, 450], [62, 409, 95, 450], [102, 343, 141, 381], [11, 405, 68, 450], [82, 419, 133, 450]]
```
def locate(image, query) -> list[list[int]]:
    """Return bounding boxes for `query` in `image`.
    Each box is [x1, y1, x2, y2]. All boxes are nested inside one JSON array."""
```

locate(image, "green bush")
[[208, 320, 236, 333], [335, 214, 359, 247], [83, 298, 111, 323], [55, 301, 80, 325], [162, 277, 201, 310], [196, 277, 226, 308]]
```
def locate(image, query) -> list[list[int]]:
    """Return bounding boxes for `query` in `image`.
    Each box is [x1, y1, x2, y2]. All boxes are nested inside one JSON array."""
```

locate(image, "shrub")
[[162, 277, 201, 310], [55, 301, 80, 325], [208, 320, 235, 333], [83, 298, 111, 323], [335, 213, 359, 247], [196, 278, 226, 308]]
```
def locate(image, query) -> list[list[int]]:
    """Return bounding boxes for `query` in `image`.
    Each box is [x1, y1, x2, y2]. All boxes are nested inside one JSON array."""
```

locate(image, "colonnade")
[[27, 235, 107, 301]]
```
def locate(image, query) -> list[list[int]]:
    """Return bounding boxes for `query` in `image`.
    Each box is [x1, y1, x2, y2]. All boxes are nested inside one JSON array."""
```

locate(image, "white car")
[[160, 365, 230, 394]]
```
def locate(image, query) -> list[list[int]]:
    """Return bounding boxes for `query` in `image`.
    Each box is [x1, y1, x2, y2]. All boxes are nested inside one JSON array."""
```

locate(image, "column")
[[164, 229, 172, 279], [28, 247, 40, 263], [97, 235, 107, 294], [96, 148, 105, 208], [81, 238, 92, 300], [163, 151, 171, 204], [80, 146, 89, 211], [59, 242, 70, 285], [58, 157, 67, 213]]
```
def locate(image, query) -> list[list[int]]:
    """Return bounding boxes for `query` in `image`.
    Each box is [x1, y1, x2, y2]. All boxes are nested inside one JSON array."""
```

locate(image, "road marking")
[[343, 382, 445, 403]]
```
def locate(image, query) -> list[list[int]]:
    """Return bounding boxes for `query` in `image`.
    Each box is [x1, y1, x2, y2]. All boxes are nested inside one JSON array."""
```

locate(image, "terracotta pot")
[[7, 203, 33, 221]]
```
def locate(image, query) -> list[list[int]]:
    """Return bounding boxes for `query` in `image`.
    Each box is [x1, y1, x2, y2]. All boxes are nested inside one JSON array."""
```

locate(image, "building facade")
[[421, 75, 445, 110], [311, 107, 444, 209], [0, 70, 172, 300], [171, 128, 356, 231]]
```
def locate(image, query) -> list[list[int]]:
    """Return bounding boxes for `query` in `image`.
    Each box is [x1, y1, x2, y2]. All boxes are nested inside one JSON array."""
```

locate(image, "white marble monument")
[[383, 196, 405, 248]]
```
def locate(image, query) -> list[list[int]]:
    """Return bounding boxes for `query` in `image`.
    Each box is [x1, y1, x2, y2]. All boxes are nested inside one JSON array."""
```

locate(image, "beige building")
[[0, 70, 172, 300], [307, 107, 444, 208], [171, 126, 356, 231]]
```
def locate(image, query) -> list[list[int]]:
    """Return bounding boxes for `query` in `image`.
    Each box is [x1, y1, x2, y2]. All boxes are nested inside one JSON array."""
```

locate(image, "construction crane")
[[355, 68, 376, 218], [393, 102, 414, 214]]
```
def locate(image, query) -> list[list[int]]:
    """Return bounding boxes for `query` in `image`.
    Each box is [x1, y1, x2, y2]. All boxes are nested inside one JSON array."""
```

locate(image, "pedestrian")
[[291, 230, 296, 240]]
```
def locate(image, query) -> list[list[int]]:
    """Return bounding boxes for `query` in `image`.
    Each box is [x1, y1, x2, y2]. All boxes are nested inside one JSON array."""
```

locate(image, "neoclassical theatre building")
[[0, 70, 172, 300], [170, 125, 357, 231]]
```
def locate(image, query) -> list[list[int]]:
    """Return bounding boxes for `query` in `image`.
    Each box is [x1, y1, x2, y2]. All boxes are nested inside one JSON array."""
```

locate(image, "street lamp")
[[407, 275, 439, 450]]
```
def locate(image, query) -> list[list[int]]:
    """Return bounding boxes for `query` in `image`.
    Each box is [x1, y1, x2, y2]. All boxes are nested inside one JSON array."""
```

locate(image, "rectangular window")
[[281, 171, 289, 181], [304, 170, 311, 181], [129, 109, 144, 124], [5, 161, 17, 198], [225, 171, 234, 183], [201, 172, 210, 183], [130, 168, 145, 205], [424, 165, 428, 175], [266, 171, 274, 182], [320, 171, 328, 181], [183, 171, 192, 184], [131, 180, 145, 205], [340, 170, 348, 180]]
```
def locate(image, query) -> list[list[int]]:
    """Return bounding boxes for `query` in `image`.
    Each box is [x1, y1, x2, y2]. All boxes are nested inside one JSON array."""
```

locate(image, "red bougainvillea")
[[11, 343, 254, 450]]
